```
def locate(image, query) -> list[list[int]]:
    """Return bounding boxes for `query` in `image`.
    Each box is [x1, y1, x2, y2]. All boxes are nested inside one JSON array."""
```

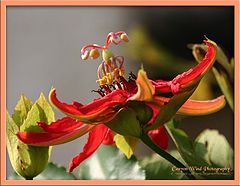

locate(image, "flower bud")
[[7, 94, 54, 179], [120, 33, 129, 42], [89, 48, 100, 59]]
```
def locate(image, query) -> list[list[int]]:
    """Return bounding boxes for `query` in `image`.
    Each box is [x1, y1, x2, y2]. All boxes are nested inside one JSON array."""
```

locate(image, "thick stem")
[[140, 132, 196, 180], [25, 177, 33, 180]]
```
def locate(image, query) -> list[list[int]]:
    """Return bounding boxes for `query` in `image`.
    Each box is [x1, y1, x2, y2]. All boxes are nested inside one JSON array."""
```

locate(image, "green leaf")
[[212, 67, 234, 110], [105, 108, 141, 137], [166, 120, 234, 179], [8, 162, 76, 180], [195, 129, 233, 169], [139, 151, 186, 179], [114, 134, 139, 159], [21, 93, 55, 132], [73, 145, 145, 180], [12, 95, 33, 127], [6, 93, 55, 179]]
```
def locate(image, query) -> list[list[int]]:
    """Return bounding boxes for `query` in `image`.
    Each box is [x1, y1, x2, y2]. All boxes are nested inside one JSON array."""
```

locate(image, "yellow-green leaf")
[[12, 95, 33, 127]]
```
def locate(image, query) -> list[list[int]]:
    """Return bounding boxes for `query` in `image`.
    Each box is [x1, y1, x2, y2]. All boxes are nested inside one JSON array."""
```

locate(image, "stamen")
[[91, 89, 105, 97]]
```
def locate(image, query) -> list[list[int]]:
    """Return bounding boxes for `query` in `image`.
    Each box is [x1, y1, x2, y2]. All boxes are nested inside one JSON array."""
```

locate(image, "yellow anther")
[[119, 68, 125, 76], [106, 73, 113, 84], [89, 49, 100, 59], [120, 33, 129, 42], [96, 76, 108, 86]]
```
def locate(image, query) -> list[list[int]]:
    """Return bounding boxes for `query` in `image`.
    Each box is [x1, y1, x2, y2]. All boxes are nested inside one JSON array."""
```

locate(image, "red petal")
[[49, 88, 128, 123], [171, 40, 217, 92], [17, 118, 94, 146], [149, 126, 168, 150], [68, 124, 109, 172], [102, 130, 115, 145], [153, 95, 225, 116], [38, 117, 84, 133], [152, 40, 217, 94]]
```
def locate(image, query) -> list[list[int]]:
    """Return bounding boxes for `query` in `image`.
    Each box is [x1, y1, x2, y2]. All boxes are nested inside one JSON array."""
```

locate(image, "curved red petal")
[[49, 88, 128, 123], [38, 117, 84, 133], [171, 40, 217, 90], [152, 40, 217, 94], [68, 124, 109, 172], [153, 95, 225, 116], [151, 80, 172, 93], [102, 130, 115, 145], [145, 103, 160, 125], [17, 124, 94, 146], [149, 126, 169, 150]]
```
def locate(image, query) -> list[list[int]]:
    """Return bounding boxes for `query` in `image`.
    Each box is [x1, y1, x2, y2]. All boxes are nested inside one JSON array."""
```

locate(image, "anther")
[[89, 48, 100, 59]]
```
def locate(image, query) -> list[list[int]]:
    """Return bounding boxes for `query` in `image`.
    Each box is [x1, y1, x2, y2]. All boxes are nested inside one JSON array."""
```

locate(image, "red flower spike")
[[69, 124, 109, 172]]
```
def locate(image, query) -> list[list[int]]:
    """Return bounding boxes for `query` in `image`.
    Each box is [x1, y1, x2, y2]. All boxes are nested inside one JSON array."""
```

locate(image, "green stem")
[[140, 132, 196, 180]]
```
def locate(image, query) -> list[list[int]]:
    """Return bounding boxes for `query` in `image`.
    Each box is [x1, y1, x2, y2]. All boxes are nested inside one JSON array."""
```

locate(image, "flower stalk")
[[140, 131, 196, 180]]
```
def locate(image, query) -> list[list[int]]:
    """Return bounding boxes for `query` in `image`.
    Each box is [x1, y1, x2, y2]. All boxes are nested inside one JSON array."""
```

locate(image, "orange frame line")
[[1, 0, 239, 186]]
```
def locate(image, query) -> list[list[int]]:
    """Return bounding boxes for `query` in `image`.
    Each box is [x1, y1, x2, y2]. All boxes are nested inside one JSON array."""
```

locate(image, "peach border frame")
[[0, 0, 239, 185]]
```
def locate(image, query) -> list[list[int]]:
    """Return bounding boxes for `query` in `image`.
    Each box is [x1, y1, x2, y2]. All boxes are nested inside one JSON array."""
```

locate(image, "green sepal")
[[6, 93, 55, 179], [126, 101, 153, 125], [105, 107, 141, 137], [147, 88, 196, 131], [114, 134, 139, 159]]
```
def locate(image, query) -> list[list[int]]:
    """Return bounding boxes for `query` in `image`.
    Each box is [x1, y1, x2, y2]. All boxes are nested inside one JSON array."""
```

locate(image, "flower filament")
[[81, 31, 136, 96]]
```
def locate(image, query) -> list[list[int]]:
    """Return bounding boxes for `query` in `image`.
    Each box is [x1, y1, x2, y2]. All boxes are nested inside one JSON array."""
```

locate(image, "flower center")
[[80, 31, 137, 96]]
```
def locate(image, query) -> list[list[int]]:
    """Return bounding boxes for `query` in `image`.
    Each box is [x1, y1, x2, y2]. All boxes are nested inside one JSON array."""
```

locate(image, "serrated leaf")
[[139, 151, 186, 179], [73, 145, 145, 180], [114, 134, 139, 159], [12, 95, 33, 127], [8, 162, 76, 180]]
